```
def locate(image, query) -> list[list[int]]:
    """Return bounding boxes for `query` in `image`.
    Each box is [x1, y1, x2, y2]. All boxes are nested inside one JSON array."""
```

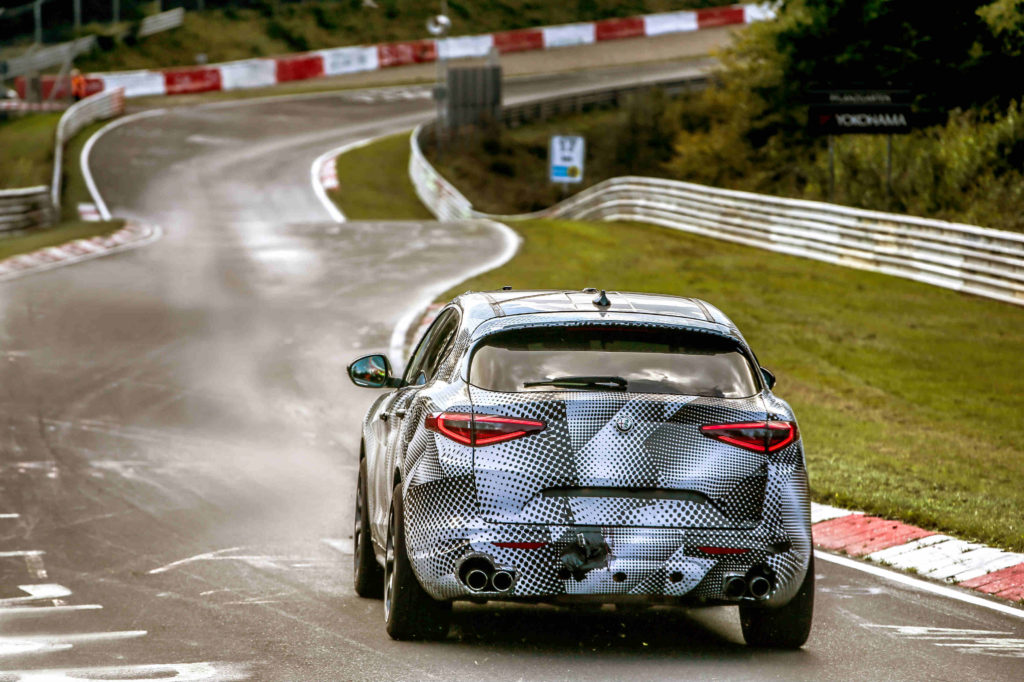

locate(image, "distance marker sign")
[[550, 135, 585, 184]]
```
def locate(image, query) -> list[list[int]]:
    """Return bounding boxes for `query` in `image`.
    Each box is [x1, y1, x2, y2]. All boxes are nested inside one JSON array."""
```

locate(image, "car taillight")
[[424, 412, 545, 446], [699, 421, 798, 453]]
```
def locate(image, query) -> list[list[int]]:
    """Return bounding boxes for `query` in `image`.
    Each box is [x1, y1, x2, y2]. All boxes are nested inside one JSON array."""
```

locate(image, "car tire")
[[739, 556, 814, 649], [384, 483, 451, 641], [353, 458, 383, 598]]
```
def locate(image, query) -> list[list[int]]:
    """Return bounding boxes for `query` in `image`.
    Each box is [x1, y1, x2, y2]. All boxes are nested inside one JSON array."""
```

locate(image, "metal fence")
[[1, 36, 97, 80], [138, 8, 185, 38], [409, 124, 1024, 308]]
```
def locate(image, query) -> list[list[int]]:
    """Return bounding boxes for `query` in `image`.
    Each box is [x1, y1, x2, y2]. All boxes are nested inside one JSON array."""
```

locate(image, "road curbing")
[[0, 222, 162, 282], [810, 503, 1023, 606]]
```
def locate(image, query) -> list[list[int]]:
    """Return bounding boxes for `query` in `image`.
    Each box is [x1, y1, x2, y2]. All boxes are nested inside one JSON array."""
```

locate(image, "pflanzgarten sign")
[[549, 135, 585, 184]]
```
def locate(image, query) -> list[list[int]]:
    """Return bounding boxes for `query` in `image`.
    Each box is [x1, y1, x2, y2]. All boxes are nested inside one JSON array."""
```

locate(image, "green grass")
[[0, 113, 61, 189], [0, 116, 123, 260], [332, 133, 433, 220], [333, 130, 1024, 553], [76, 1, 730, 73], [447, 218, 1024, 553], [0, 220, 124, 261]]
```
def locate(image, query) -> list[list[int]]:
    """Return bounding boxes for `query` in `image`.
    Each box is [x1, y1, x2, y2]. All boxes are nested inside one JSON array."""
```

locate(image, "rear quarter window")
[[470, 326, 759, 398]]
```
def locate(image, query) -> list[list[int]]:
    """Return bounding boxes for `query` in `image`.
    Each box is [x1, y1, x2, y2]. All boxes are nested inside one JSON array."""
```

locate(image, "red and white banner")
[[13, 4, 773, 101]]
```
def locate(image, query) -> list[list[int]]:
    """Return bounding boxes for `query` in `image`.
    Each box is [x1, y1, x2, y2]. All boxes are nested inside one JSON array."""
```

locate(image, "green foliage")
[[977, 0, 1024, 57]]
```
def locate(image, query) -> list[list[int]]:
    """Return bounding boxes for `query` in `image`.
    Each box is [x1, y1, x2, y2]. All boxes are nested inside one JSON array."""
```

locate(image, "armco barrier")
[[408, 132, 1024, 308], [0, 88, 124, 233], [14, 3, 771, 100], [51, 88, 126, 210], [0, 187, 55, 234]]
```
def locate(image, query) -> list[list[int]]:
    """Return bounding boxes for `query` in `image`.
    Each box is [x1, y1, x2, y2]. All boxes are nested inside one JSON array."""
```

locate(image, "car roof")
[[454, 289, 738, 331]]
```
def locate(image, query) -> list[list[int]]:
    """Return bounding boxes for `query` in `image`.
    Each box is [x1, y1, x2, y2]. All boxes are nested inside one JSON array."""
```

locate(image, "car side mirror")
[[760, 367, 777, 391], [348, 354, 399, 388]]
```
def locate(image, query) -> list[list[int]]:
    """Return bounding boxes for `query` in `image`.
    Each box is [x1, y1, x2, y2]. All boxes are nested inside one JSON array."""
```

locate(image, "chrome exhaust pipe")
[[465, 568, 490, 592], [723, 575, 747, 599], [748, 575, 772, 599], [491, 570, 514, 592]]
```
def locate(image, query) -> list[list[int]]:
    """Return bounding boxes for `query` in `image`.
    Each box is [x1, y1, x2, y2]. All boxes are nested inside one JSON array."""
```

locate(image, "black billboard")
[[808, 90, 912, 135]]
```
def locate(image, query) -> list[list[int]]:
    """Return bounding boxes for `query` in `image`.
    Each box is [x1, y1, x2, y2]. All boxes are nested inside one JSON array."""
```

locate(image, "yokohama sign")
[[809, 101, 912, 135]]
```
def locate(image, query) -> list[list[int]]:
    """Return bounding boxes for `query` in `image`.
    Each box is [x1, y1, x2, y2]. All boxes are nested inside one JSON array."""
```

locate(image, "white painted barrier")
[[643, 11, 699, 36], [318, 46, 380, 76], [408, 128, 1024, 306], [541, 23, 596, 48], [438, 35, 495, 60], [51, 88, 126, 210]]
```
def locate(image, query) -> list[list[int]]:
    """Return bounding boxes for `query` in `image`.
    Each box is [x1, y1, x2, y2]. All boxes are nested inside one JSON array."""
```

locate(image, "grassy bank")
[[0, 113, 62, 189], [331, 133, 433, 220], [77, 1, 730, 73], [332, 131, 1024, 553], [0, 115, 124, 259]]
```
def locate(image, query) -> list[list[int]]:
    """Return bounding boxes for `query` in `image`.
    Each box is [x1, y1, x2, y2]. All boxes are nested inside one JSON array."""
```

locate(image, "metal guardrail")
[[500, 75, 710, 128], [51, 87, 125, 210], [0, 88, 124, 234], [138, 8, 185, 38], [409, 74, 713, 221], [0, 186, 55, 234], [409, 103, 1024, 307], [1, 36, 97, 80]]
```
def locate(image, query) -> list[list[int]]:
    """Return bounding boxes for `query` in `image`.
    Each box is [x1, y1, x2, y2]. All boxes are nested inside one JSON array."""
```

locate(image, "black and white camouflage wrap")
[[360, 292, 811, 608]]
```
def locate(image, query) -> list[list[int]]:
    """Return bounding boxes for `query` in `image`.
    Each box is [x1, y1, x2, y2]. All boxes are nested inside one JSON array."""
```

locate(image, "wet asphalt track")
[[1, 62, 1022, 680]]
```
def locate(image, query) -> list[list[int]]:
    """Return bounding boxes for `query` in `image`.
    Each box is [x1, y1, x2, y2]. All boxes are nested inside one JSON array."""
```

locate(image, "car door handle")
[[395, 408, 407, 419]]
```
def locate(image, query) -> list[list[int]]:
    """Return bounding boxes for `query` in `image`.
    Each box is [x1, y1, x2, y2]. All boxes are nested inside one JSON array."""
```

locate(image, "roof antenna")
[[593, 290, 611, 307]]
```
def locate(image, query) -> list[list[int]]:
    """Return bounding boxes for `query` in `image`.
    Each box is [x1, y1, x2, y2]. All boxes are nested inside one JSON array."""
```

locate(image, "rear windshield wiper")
[[522, 375, 628, 391]]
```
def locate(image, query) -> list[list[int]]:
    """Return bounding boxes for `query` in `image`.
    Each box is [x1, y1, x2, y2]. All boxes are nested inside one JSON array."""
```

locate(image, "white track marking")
[[0, 661, 253, 681], [388, 219, 521, 363], [864, 625, 1024, 658], [0, 630, 147, 656], [815, 551, 1024, 619], [148, 547, 245, 574], [0, 513, 19, 519], [0, 584, 72, 606], [82, 108, 167, 220], [0, 550, 44, 558], [810, 502, 861, 523], [321, 538, 354, 554], [0, 604, 102, 617], [309, 137, 378, 223]]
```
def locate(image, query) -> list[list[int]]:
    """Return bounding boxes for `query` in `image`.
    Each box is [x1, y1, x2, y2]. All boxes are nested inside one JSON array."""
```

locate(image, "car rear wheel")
[[739, 556, 814, 649], [353, 458, 383, 598], [384, 483, 451, 640]]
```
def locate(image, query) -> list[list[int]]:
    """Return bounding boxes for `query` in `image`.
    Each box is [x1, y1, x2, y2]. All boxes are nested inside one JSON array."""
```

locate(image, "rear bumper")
[[403, 470, 811, 606]]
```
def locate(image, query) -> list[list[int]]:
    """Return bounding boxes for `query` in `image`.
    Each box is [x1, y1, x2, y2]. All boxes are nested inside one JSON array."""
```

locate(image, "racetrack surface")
[[1, 61, 1021, 680]]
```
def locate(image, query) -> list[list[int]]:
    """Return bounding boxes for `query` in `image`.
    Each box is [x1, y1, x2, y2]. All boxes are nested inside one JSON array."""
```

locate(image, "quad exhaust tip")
[[458, 556, 514, 593], [748, 575, 771, 599], [723, 575, 747, 599], [465, 568, 490, 592], [491, 570, 514, 592]]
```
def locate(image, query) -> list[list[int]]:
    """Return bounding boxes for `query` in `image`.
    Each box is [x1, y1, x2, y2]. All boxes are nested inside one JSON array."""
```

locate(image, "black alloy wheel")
[[384, 483, 451, 640], [353, 458, 383, 598]]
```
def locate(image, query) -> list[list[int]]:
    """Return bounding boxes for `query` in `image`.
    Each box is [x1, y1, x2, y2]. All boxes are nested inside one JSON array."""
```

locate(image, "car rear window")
[[470, 326, 759, 398]]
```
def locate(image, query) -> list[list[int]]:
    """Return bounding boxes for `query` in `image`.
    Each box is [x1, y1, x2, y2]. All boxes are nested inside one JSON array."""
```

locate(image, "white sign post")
[[549, 135, 585, 192]]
